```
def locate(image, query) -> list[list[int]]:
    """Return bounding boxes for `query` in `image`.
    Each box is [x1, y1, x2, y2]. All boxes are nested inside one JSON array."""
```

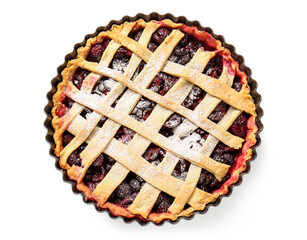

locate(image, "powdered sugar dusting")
[[173, 119, 197, 137], [103, 78, 117, 91], [112, 58, 128, 73]]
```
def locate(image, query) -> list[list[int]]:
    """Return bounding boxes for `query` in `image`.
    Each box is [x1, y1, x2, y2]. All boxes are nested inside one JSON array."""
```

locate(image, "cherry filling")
[[87, 39, 111, 63], [59, 26, 251, 215], [91, 76, 109, 96], [83, 154, 116, 191], [148, 72, 179, 96], [149, 27, 215, 66], [73, 37, 133, 98], [143, 143, 166, 166], [197, 142, 239, 193], [159, 113, 183, 137], [208, 101, 229, 123], [62, 131, 86, 167], [114, 126, 136, 145], [168, 31, 215, 65], [113, 96, 157, 144], [152, 192, 175, 213], [182, 85, 206, 110], [108, 172, 144, 208], [204, 54, 223, 78], [72, 68, 90, 90], [172, 159, 190, 180], [230, 112, 249, 138], [232, 75, 243, 92], [130, 97, 156, 122], [56, 96, 75, 118]]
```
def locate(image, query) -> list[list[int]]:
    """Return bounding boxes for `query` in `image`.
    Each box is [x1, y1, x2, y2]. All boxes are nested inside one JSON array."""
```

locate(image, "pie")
[[50, 18, 259, 223]]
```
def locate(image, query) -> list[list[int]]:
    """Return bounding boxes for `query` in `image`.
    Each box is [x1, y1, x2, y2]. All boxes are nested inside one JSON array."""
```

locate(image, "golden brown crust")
[[51, 19, 258, 223]]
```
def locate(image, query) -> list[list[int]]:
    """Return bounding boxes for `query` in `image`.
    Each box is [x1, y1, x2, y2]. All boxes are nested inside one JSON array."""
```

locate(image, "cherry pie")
[[50, 17, 260, 223]]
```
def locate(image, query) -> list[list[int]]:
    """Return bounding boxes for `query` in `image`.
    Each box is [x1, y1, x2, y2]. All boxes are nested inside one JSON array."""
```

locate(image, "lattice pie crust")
[[51, 19, 257, 223]]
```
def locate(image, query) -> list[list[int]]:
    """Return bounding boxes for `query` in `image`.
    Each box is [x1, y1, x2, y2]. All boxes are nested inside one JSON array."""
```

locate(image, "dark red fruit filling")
[[143, 143, 166, 166], [62, 131, 85, 167], [148, 72, 178, 96], [172, 159, 190, 180], [152, 27, 171, 44], [67, 145, 87, 167], [128, 29, 144, 42], [195, 127, 209, 139], [108, 39, 133, 74], [56, 97, 75, 117], [167, 129, 247, 194], [130, 97, 156, 122], [164, 128, 235, 194], [87, 39, 111, 63], [211, 142, 238, 165], [114, 126, 136, 145], [61, 131, 86, 167], [148, 42, 158, 52], [85, 38, 132, 97], [90, 44, 132, 97], [56, 108, 67, 118], [232, 75, 243, 92], [204, 54, 223, 79], [115, 46, 132, 58], [208, 101, 229, 123], [182, 85, 206, 110], [67, 149, 83, 167], [163, 113, 182, 129], [197, 170, 225, 192], [230, 113, 249, 138], [159, 113, 183, 137], [152, 192, 174, 213], [176, 140, 239, 193], [72, 68, 90, 90], [132, 26, 214, 69], [62, 97, 75, 109], [108, 172, 144, 208], [83, 154, 116, 191], [91, 76, 109, 96], [168, 31, 216, 66], [62, 131, 74, 147]]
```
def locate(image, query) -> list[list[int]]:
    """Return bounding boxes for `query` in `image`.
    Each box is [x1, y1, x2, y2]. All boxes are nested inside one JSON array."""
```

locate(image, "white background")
[[1, 0, 306, 239]]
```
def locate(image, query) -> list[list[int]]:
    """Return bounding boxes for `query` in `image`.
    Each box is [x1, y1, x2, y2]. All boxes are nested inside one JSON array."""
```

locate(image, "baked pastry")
[[50, 18, 259, 223]]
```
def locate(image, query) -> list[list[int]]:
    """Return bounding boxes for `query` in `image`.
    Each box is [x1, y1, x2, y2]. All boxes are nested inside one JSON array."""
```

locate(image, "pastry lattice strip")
[[58, 23, 136, 167], [63, 28, 234, 180], [167, 70, 239, 214], [59, 22, 162, 168], [92, 49, 218, 212], [107, 29, 255, 116], [71, 58, 243, 149], [65, 64, 236, 217], [73, 38, 255, 116], [58, 21, 249, 217], [66, 82, 233, 178], [63, 28, 218, 211], [66, 115, 216, 210], [127, 66, 234, 217]]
